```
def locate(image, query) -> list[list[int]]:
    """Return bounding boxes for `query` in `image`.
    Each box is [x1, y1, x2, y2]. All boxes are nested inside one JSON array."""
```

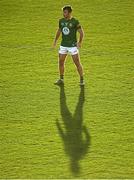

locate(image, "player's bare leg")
[[59, 53, 67, 77], [72, 53, 85, 86], [54, 54, 67, 85]]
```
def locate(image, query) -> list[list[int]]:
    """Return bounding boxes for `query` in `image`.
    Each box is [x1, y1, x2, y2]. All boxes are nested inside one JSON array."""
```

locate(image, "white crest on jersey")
[[62, 27, 70, 35], [69, 23, 72, 27]]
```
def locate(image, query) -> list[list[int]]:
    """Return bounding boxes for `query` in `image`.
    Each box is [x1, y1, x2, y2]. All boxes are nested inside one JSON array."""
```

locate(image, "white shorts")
[[59, 46, 79, 55]]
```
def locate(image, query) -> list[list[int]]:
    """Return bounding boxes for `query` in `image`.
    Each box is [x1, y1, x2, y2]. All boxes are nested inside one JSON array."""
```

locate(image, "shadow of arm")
[[83, 126, 90, 146], [56, 119, 65, 140]]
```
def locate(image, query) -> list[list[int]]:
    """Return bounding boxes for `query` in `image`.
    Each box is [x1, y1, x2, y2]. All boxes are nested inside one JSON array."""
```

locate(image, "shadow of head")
[[70, 159, 80, 175]]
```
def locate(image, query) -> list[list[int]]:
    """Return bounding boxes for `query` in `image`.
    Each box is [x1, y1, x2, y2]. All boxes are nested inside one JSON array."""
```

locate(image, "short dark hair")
[[62, 5, 72, 13]]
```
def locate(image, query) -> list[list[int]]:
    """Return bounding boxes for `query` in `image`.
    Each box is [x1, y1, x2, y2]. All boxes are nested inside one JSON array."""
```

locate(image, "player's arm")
[[53, 28, 61, 48], [77, 26, 84, 48]]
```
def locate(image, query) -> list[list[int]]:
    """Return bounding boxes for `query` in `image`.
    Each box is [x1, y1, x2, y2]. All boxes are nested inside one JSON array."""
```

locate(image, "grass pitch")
[[0, 0, 134, 178]]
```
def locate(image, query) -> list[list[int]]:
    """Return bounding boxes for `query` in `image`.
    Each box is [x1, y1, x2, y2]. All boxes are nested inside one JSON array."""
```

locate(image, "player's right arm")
[[53, 28, 61, 48]]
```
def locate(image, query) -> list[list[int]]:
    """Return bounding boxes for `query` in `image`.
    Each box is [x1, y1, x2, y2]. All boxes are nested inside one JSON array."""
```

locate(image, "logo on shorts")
[[62, 27, 70, 35]]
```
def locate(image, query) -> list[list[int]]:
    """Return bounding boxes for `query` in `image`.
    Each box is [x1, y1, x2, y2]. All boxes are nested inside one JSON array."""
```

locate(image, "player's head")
[[62, 5, 72, 18]]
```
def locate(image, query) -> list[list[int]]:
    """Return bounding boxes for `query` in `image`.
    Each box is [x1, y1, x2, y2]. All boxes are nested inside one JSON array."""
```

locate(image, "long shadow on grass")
[[56, 85, 90, 175]]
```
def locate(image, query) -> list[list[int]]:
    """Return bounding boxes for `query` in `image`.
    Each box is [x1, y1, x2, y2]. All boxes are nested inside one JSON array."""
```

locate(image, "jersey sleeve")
[[59, 19, 61, 29], [76, 19, 81, 30]]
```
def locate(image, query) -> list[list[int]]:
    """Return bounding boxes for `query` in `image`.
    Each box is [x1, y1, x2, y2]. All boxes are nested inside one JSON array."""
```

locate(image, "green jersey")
[[59, 17, 81, 47]]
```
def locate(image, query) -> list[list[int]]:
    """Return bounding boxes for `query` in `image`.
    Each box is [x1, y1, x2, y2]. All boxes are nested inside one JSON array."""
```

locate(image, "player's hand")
[[77, 42, 82, 49]]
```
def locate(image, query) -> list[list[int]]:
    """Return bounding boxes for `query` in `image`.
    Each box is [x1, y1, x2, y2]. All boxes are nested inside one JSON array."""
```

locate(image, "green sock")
[[60, 75, 64, 80]]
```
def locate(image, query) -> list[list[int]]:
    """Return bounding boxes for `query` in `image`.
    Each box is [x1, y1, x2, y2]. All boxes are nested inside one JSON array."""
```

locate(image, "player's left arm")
[[77, 25, 84, 48]]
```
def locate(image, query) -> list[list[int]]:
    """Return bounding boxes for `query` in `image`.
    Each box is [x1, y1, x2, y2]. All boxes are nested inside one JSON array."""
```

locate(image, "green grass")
[[0, 0, 134, 178]]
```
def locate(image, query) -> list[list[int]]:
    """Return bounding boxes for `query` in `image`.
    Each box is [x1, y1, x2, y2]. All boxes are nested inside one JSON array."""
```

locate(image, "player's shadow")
[[56, 85, 90, 175]]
